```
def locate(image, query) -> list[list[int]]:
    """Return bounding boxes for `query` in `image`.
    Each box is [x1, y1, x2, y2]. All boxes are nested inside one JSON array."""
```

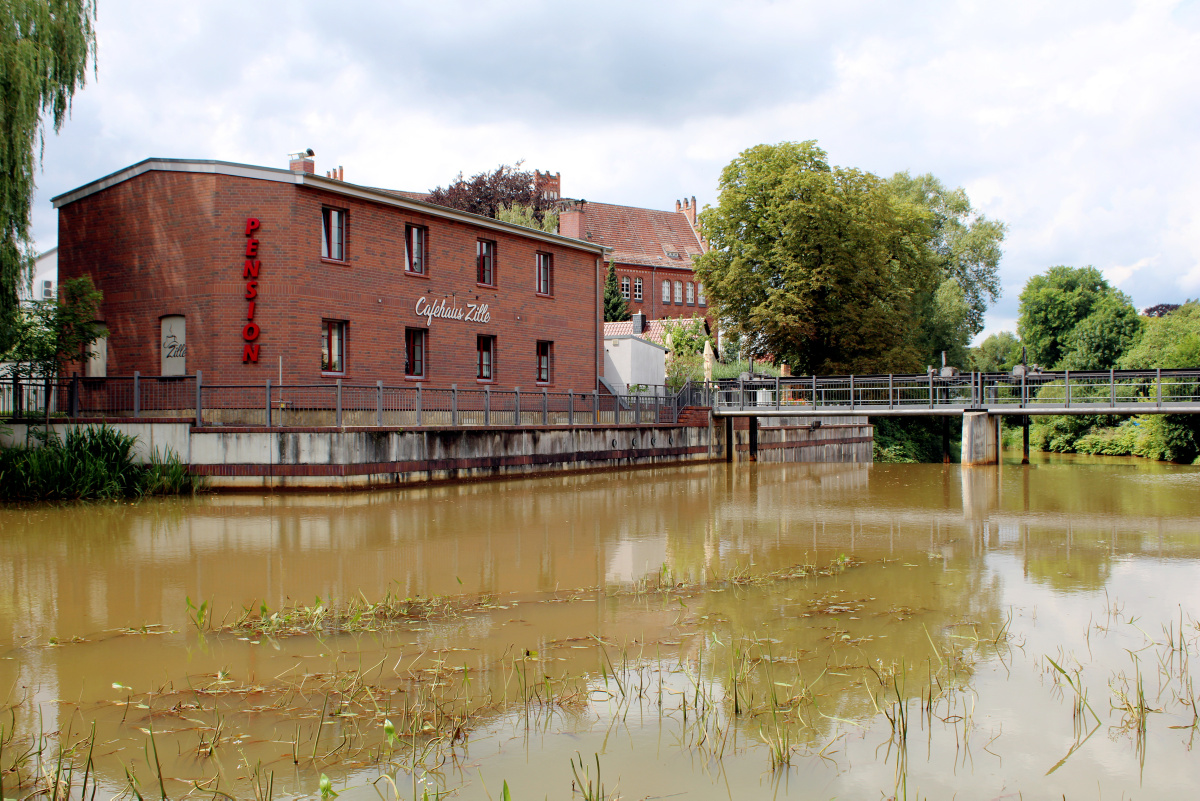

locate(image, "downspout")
[[596, 256, 602, 391]]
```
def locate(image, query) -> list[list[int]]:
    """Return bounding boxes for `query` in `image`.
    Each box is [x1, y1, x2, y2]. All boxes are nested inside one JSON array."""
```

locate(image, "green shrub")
[[0, 425, 200, 502]]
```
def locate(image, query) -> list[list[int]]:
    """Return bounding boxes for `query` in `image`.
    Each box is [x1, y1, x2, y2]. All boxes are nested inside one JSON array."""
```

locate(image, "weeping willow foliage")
[[0, 0, 96, 349]]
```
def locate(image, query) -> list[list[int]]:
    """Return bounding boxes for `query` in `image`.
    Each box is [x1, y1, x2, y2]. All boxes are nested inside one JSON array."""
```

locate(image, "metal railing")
[[2, 373, 692, 428], [703, 369, 1200, 415]]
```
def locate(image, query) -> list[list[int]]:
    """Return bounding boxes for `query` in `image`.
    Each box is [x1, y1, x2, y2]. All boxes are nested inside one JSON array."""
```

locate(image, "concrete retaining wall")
[[729, 415, 873, 463]]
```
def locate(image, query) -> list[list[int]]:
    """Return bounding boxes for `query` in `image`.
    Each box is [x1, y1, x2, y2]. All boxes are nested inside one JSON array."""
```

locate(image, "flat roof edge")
[[51, 158, 611, 255]]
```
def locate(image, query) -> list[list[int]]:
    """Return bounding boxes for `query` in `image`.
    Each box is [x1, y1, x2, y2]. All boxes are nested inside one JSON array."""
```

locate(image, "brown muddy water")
[[2, 455, 1200, 799]]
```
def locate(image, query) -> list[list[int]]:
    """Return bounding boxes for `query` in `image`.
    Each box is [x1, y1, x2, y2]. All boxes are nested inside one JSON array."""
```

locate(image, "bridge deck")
[[695, 369, 1200, 417]]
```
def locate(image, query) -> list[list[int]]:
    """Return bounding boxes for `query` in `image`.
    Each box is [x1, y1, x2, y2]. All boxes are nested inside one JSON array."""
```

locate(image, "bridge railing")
[[706, 369, 1200, 413]]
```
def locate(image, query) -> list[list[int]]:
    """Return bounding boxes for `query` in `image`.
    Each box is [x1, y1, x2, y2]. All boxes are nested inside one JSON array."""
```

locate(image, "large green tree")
[[970, 330, 1023, 373], [694, 141, 938, 374], [1017, 266, 1141, 369], [0, 0, 96, 350], [885, 172, 1005, 339]]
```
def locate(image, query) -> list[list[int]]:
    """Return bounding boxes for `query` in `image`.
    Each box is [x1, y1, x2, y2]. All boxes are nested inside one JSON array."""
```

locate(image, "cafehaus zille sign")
[[414, 296, 492, 325]]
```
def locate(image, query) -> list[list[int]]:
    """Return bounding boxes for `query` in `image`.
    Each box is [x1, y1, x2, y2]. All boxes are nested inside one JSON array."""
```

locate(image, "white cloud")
[[27, 0, 1200, 335]]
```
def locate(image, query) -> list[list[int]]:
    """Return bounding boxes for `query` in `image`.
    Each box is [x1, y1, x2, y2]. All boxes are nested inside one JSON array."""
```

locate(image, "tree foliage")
[[495, 202, 558, 233], [1016, 266, 1141, 369], [0, 0, 96, 350], [694, 141, 1005, 374], [969, 331, 1023, 373], [427, 162, 559, 228], [603, 261, 630, 322], [1118, 301, 1200, 369], [1, 274, 102, 379], [885, 172, 1005, 337]]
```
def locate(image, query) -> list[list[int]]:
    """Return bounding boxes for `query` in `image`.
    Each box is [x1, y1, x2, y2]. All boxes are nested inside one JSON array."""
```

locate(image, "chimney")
[[289, 149, 316, 174], [632, 311, 646, 334], [324, 165, 345, 181], [559, 199, 585, 239], [534, 170, 561, 200]]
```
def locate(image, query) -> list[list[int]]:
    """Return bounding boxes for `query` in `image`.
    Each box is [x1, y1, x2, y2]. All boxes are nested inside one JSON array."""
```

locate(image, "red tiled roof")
[[576, 201, 704, 268], [604, 316, 709, 349]]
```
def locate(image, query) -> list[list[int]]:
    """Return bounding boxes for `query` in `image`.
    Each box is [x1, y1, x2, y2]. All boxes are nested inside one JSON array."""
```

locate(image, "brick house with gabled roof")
[[557, 193, 711, 325]]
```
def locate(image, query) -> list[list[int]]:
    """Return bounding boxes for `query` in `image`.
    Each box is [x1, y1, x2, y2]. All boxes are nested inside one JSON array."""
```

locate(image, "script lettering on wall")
[[414, 296, 493, 326], [160, 315, 186, 376], [242, 217, 261, 363]]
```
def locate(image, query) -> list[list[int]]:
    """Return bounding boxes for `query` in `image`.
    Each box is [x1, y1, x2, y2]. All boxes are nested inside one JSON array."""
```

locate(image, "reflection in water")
[[1, 456, 1199, 798]]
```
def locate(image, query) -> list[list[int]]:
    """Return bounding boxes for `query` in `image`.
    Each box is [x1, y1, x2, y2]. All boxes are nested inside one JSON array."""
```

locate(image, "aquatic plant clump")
[[0, 424, 201, 501]]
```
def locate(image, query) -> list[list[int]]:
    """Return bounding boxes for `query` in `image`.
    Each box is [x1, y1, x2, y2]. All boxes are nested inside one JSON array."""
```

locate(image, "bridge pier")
[[961, 412, 1001, 466]]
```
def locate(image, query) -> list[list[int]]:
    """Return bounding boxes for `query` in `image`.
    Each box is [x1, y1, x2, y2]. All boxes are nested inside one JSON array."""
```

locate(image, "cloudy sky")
[[30, 0, 1200, 339]]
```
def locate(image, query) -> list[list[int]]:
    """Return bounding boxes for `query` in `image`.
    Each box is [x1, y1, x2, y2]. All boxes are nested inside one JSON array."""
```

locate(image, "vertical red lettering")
[[245, 281, 258, 299], [243, 260, 260, 278], [242, 343, 260, 363], [242, 322, 260, 341], [244, 217, 261, 236], [247, 300, 256, 319], [245, 239, 259, 257]]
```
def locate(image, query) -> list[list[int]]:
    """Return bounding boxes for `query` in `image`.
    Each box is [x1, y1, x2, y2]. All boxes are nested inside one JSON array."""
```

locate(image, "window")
[[674, 281, 683, 304], [633, 277, 643, 301], [697, 283, 706, 306], [321, 208, 345, 261], [662, 279, 671, 303], [686, 282, 695, 305], [536, 252, 553, 296], [536, 340, 553, 383], [620, 276, 630, 300], [405, 225, 427, 275], [322, 319, 346, 373], [405, 327, 426, 377], [477, 335, 495, 380], [477, 239, 496, 286]]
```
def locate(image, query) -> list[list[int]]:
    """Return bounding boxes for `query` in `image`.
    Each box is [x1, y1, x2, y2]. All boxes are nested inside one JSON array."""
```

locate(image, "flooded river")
[[2, 455, 1200, 799]]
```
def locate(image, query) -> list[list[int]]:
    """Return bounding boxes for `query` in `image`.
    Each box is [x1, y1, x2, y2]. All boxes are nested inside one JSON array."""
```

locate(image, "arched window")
[[620, 276, 630, 299], [662, 280, 671, 303]]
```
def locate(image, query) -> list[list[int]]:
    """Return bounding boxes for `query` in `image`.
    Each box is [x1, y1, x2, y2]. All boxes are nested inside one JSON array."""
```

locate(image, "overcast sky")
[[30, 0, 1200, 340]]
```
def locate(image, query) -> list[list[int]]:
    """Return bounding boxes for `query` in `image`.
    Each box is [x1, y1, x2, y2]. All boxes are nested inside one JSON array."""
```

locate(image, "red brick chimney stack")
[[324, 166, 345, 181], [676, 196, 698, 226], [534, 170, 561, 200], [289, 149, 316, 174]]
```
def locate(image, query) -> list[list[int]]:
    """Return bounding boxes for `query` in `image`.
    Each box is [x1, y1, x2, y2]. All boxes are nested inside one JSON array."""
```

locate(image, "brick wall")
[[58, 168, 604, 391]]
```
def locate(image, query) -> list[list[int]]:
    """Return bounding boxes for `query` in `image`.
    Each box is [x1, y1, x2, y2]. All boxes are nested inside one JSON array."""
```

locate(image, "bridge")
[[687, 368, 1200, 465]]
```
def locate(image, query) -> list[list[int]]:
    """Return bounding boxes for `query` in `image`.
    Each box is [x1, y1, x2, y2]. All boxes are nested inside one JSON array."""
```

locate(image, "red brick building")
[[53, 155, 609, 391], [537, 172, 710, 325]]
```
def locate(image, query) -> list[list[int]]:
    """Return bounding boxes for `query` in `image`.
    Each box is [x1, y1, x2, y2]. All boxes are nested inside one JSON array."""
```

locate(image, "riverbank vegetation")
[[0, 424, 200, 501]]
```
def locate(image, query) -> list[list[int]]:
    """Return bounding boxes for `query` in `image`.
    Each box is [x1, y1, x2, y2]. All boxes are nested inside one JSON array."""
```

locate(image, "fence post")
[[542, 387, 548, 425], [336, 378, 343, 427], [738, 377, 745, 411], [12, 374, 20, 418], [888, 374, 894, 410], [635, 392, 641, 424], [195, 371, 202, 427], [775, 376, 781, 410], [812, 374, 818, 408], [593, 389, 599, 424], [1157, 368, 1162, 408], [416, 384, 422, 427], [514, 386, 521, 426], [69, 372, 80, 418], [266, 379, 272, 428], [133, 371, 140, 418], [569, 390, 575, 425], [849, 374, 855, 410], [1021, 372, 1026, 409], [484, 385, 491, 427], [928, 372, 933, 409], [1064, 370, 1070, 408], [1110, 369, 1115, 407], [452, 384, 458, 426], [377, 380, 383, 427]]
